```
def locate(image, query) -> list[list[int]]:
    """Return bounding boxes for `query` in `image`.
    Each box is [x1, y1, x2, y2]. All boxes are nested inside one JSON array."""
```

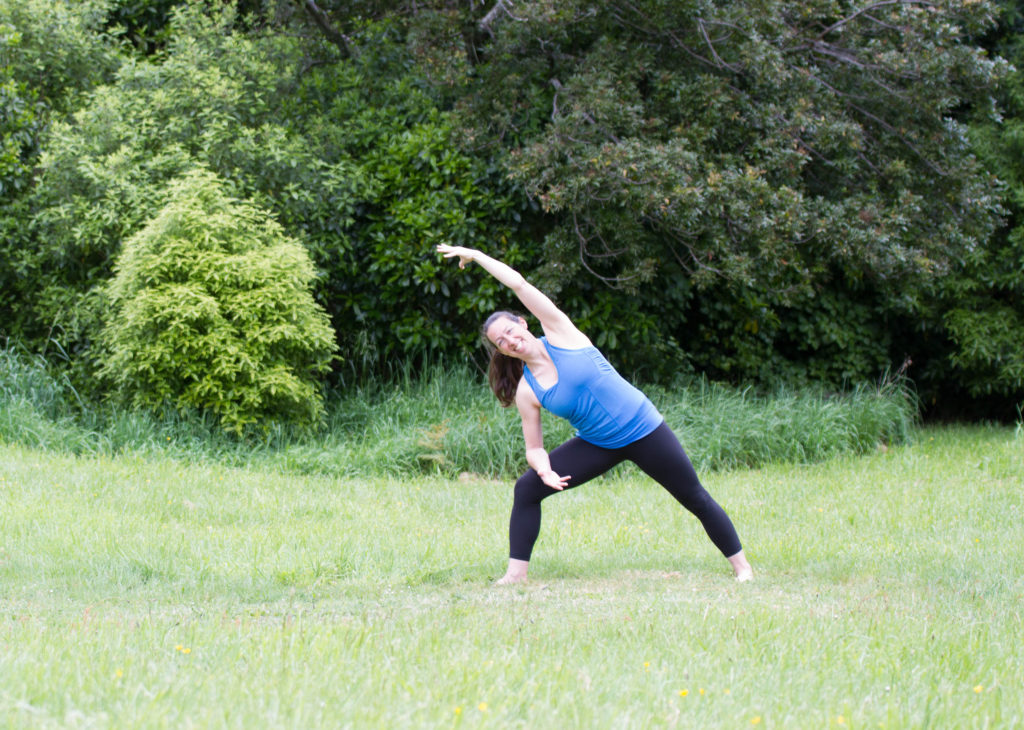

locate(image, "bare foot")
[[494, 558, 529, 585], [494, 573, 528, 586], [727, 550, 753, 582]]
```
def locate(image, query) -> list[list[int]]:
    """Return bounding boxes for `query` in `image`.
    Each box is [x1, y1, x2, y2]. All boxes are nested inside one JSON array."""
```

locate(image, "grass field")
[[1, 425, 1021, 728]]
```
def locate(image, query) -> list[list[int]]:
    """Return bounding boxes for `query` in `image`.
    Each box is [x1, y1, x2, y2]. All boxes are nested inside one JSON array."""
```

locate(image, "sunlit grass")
[[1, 425, 1021, 728]]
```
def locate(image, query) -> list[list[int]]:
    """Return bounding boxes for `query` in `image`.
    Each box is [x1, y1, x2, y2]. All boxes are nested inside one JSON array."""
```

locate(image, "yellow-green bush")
[[99, 168, 337, 433]]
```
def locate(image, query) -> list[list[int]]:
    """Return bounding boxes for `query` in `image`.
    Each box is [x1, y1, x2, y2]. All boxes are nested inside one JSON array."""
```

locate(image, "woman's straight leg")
[[623, 422, 743, 558]]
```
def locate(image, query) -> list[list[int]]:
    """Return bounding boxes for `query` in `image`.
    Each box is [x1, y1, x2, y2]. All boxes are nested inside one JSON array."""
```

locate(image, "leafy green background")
[[2, 0, 1022, 428]]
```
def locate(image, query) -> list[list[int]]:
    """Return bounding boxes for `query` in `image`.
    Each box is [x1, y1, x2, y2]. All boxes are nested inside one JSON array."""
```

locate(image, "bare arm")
[[516, 381, 570, 490], [437, 244, 591, 348]]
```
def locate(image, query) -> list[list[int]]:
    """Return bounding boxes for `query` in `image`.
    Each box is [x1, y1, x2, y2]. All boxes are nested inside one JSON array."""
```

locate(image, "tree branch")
[[609, 2, 734, 73], [572, 213, 639, 287], [809, 40, 872, 69], [793, 136, 840, 168], [297, 0, 353, 58], [861, 12, 906, 33], [698, 18, 742, 72], [661, 226, 725, 279], [799, 67, 947, 175], [819, 0, 935, 39], [479, 0, 519, 36]]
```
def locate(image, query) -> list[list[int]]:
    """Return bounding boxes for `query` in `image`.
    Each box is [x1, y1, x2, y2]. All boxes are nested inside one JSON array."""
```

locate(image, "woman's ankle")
[[495, 558, 529, 584], [727, 550, 753, 582]]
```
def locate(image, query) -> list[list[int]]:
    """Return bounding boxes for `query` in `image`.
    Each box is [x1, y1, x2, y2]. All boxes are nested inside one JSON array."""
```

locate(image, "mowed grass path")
[[1, 426, 1021, 729]]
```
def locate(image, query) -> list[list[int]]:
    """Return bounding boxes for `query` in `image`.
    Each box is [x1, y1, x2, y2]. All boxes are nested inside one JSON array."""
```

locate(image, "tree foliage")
[[99, 168, 337, 432], [942, 0, 1024, 405], [273, 36, 527, 375], [3, 4, 292, 356], [453, 0, 1005, 382], [0, 0, 123, 344], [5, 2, 526, 384], [0, 26, 42, 198], [0, 0, 120, 112], [282, 0, 1012, 390], [1, 0, 1020, 419]]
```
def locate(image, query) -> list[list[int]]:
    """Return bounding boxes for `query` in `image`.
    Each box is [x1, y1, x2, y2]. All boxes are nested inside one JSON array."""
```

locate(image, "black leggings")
[[509, 421, 743, 561]]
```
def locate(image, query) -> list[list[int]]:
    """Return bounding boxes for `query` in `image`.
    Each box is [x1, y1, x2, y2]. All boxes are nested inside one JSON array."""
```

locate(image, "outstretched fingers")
[[436, 243, 473, 269]]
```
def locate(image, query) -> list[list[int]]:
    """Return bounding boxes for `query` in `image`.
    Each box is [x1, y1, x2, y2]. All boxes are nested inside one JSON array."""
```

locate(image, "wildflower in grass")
[[974, 685, 984, 693], [114, 669, 123, 679], [679, 689, 688, 697], [838, 716, 846, 725], [751, 717, 761, 725], [478, 702, 488, 712], [699, 688, 705, 695], [643, 661, 651, 671], [454, 707, 462, 716]]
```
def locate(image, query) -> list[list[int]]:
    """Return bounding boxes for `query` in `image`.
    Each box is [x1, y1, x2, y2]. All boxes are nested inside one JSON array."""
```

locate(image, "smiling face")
[[485, 314, 534, 359]]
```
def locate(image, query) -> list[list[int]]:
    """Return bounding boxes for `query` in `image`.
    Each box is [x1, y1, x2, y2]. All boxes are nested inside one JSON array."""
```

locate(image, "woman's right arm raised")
[[437, 244, 589, 347]]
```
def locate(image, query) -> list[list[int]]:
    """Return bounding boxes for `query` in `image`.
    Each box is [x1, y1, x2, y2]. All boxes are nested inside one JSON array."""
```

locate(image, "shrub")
[[98, 168, 337, 433]]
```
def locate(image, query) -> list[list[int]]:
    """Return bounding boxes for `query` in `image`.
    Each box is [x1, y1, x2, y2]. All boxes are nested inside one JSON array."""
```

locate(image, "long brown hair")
[[482, 311, 525, 407]]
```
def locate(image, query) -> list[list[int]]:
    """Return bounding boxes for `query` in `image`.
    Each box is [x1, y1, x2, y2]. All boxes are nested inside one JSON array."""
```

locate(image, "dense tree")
[[456, 0, 1005, 382], [0, 0, 120, 112], [938, 0, 1024, 413], [3, 4, 299, 361], [0, 29, 41, 198], [99, 168, 337, 432], [285, 0, 1010, 388], [0, 0, 123, 346]]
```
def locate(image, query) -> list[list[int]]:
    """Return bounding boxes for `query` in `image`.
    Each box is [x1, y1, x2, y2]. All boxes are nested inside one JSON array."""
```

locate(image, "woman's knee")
[[682, 487, 713, 511], [513, 470, 549, 505]]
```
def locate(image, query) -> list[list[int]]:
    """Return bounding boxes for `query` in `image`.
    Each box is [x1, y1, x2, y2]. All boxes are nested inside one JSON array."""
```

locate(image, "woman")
[[437, 244, 753, 584]]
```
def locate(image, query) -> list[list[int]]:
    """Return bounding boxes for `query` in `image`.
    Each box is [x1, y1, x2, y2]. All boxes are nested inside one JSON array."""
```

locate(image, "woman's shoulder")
[[542, 331, 593, 351], [515, 376, 541, 408]]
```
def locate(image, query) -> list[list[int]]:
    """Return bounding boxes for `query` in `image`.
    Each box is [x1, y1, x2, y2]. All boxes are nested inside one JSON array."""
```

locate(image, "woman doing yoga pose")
[[437, 244, 753, 585]]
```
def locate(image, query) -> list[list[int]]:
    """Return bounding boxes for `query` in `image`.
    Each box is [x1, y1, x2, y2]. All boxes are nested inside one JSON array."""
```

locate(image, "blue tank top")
[[522, 338, 663, 448]]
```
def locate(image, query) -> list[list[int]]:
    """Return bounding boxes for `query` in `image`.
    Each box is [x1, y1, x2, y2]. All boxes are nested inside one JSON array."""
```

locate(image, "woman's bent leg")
[[508, 437, 624, 563]]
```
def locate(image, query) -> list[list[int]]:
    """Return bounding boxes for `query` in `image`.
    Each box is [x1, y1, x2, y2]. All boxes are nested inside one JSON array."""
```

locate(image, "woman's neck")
[[522, 340, 557, 386]]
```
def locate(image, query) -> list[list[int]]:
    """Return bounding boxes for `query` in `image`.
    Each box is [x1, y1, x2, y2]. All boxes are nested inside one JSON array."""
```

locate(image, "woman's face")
[[485, 315, 534, 359]]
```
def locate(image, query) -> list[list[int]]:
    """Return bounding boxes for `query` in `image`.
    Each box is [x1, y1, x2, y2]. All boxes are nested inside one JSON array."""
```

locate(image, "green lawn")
[[1, 426, 1021, 728]]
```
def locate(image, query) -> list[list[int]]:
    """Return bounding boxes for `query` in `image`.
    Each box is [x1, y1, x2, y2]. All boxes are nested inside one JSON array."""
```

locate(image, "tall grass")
[[0, 345, 93, 451], [1, 344, 917, 477], [655, 377, 916, 471], [0, 345, 239, 458]]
